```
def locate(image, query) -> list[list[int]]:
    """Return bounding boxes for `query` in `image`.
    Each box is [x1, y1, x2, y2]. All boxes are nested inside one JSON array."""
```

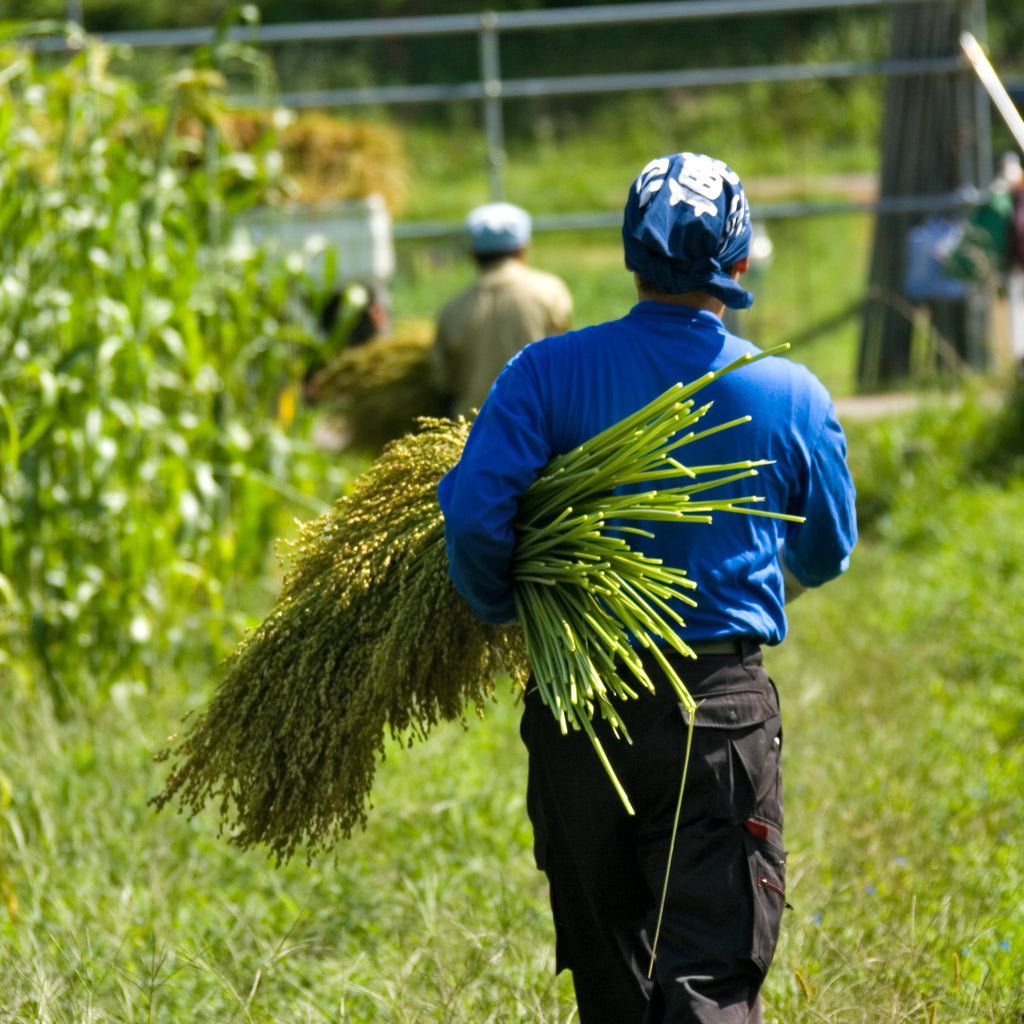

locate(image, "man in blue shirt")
[[439, 152, 857, 1023]]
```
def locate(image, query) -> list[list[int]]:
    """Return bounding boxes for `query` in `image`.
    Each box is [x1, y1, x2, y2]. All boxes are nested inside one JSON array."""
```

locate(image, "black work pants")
[[520, 642, 786, 1024]]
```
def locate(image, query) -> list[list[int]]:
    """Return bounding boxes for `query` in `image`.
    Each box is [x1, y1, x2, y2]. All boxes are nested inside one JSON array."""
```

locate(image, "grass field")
[[3, 39, 1021, 1022], [2, 389, 1023, 1023]]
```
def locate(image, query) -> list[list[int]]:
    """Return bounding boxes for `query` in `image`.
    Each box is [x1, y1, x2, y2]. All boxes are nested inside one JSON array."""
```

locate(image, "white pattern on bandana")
[[634, 157, 671, 208], [723, 192, 750, 245], [669, 153, 741, 219]]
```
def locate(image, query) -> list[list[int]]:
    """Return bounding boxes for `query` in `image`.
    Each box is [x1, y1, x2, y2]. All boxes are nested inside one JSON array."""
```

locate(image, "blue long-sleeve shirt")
[[438, 302, 857, 643]]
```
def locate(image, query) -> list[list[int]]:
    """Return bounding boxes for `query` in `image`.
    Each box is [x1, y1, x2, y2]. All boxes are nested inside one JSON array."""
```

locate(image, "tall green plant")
[[0, 27, 343, 709]]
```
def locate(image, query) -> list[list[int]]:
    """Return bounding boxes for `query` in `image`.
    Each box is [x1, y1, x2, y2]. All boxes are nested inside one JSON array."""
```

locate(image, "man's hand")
[[782, 561, 806, 603], [779, 545, 806, 603]]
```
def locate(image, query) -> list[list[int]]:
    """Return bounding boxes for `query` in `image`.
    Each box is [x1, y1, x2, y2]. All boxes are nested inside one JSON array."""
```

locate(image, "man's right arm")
[[437, 356, 552, 624]]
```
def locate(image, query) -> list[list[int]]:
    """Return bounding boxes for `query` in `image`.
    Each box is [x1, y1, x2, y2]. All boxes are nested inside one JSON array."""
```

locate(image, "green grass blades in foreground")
[[2, 406, 1024, 1022], [764, 538, 1024, 1021], [0, 679, 575, 1024]]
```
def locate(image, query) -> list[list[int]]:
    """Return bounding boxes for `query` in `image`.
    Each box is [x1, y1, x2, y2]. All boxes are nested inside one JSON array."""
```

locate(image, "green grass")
[[766, 533, 1024, 1021], [3, 391, 1024, 1023], [395, 77, 883, 221]]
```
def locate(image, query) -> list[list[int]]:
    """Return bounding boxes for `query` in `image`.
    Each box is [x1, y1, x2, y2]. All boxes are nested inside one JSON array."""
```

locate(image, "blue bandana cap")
[[466, 202, 532, 254], [622, 152, 754, 309]]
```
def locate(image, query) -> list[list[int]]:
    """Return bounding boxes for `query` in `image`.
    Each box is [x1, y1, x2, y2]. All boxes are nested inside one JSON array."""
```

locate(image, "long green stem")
[[648, 705, 698, 976]]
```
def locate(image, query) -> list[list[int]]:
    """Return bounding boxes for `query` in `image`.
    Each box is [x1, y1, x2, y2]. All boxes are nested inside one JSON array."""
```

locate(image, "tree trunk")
[[857, 2, 984, 389]]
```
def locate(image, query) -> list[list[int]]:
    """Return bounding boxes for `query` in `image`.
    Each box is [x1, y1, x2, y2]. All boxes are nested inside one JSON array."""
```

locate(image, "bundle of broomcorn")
[[152, 349, 798, 861], [152, 417, 527, 864], [307, 320, 448, 453]]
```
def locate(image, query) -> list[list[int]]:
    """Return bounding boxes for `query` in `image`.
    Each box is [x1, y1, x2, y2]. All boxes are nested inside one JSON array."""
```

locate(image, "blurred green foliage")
[[6, 1, 1021, 158], [845, 380, 1024, 537], [0, 25, 356, 710]]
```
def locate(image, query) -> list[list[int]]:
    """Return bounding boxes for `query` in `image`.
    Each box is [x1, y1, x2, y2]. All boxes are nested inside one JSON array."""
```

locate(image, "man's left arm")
[[782, 404, 858, 591]]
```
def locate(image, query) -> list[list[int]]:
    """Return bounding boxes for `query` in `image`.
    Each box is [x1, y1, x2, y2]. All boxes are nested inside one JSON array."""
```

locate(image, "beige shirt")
[[432, 257, 573, 417]]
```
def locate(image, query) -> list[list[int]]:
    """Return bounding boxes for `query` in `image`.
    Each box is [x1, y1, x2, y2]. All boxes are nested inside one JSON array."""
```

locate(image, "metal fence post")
[[478, 11, 506, 201], [967, 0, 992, 189]]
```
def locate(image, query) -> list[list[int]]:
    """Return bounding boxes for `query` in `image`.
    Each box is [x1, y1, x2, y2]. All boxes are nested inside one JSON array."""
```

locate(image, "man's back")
[[439, 300, 856, 633]]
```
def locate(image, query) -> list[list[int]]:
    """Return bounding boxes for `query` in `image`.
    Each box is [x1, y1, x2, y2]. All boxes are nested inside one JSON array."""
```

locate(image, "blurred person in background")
[[438, 152, 857, 1023], [431, 201, 572, 417], [1003, 153, 1024, 369], [945, 152, 1024, 369]]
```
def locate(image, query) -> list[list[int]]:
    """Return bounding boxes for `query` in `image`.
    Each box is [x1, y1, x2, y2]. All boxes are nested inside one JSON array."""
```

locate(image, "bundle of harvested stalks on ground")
[[308, 320, 448, 452], [152, 417, 528, 865], [152, 348, 797, 860]]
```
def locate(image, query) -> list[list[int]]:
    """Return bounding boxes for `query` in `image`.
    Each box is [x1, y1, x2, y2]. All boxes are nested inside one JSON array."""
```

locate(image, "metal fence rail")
[[35, 0, 972, 49], [32, 0, 991, 229], [238, 56, 962, 110]]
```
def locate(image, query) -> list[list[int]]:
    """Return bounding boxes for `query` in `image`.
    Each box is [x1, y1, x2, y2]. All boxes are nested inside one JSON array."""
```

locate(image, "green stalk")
[[648, 707, 698, 975]]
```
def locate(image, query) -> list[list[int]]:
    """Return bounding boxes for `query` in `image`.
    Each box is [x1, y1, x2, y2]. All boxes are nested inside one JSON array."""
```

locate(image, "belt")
[[688, 638, 752, 656]]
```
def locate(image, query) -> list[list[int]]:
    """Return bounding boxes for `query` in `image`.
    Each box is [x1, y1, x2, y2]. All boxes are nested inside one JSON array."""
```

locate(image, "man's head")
[[466, 202, 532, 265], [622, 152, 754, 310]]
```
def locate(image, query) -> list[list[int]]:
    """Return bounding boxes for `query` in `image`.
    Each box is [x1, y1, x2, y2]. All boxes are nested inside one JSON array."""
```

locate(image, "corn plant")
[[0, 25, 347, 710]]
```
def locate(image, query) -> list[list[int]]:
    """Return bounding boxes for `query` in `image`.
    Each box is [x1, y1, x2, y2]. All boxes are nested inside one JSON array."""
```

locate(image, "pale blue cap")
[[466, 202, 532, 254]]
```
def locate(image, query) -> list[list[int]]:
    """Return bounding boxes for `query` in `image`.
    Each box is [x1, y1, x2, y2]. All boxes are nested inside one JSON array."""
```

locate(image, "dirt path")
[[833, 391, 935, 420], [833, 385, 1006, 421]]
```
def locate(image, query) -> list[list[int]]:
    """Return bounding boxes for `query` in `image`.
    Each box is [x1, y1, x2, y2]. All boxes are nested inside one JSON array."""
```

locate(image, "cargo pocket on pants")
[[745, 829, 787, 976], [676, 686, 782, 826]]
